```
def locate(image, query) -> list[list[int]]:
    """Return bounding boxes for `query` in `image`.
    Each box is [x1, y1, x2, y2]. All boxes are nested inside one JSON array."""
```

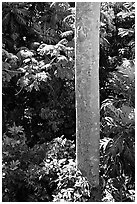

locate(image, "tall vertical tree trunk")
[[76, 2, 100, 201]]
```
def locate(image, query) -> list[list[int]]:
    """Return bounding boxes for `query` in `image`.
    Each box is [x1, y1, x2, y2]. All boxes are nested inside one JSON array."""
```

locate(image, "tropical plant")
[[100, 2, 135, 202], [3, 125, 92, 202], [2, 2, 75, 147]]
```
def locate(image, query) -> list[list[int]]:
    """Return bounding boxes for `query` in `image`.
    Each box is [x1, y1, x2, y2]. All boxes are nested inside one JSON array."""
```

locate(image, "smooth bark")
[[76, 2, 100, 195]]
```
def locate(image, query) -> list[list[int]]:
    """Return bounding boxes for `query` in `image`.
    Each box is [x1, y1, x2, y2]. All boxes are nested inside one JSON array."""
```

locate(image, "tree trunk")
[[76, 2, 100, 201]]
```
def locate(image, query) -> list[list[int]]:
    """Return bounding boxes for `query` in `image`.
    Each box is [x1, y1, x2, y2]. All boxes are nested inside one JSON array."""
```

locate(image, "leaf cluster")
[[100, 2, 135, 202], [3, 127, 91, 202], [2, 2, 75, 146]]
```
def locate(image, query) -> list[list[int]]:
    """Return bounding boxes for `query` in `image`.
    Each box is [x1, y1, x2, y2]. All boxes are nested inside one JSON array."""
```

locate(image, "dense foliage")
[[3, 126, 91, 202], [100, 2, 135, 202], [2, 2, 135, 202], [2, 2, 75, 147]]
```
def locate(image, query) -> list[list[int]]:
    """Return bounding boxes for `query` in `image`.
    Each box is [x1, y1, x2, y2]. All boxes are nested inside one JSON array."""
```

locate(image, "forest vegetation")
[[2, 2, 135, 202]]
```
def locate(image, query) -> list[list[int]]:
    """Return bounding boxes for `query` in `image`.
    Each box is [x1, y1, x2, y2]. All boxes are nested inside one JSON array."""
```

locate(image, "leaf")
[[58, 38, 68, 46], [107, 103, 121, 119], [17, 75, 30, 87], [23, 58, 31, 64], [10, 160, 20, 170], [18, 49, 34, 59], [15, 8, 29, 17], [41, 64, 52, 70], [15, 13, 27, 25], [117, 59, 135, 80], [104, 117, 115, 126], [117, 10, 135, 19], [33, 81, 40, 91], [60, 30, 74, 39], [3, 136, 13, 145], [118, 28, 134, 38], [35, 71, 50, 82], [100, 11, 109, 24], [119, 105, 134, 124], [112, 191, 121, 202], [106, 136, 124, 157], [50, 2, 69, 12], [57, 56, 68, 65], [58, 158, 66, 165], [8, 53, 18, 62], [100, 37, 110, 47], [100, 138, 112, 151], [8, 124, 24, 135], [3, 151, 9, 156], [63, 15, 75, 24], [67, 7, 75, 15], [37, 44, 55, 56], [33, 23, 43, 35]]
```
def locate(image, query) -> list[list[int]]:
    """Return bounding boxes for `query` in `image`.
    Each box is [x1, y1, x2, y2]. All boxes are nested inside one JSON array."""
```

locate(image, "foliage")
[[100, 2, 135, 102], [2, 1, 135, 202], [3, 126, 91, 202], [100, 2, 135, 202], [2, 2, 77, 202], [2, 2, 75, 147], [52, 160, 90, 202], [2, 2, 75, 52]]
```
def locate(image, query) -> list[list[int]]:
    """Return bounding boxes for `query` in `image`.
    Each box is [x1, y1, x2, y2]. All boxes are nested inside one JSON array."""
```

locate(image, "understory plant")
[[100, 2, 135, 202], [3, 125, 91, 202]]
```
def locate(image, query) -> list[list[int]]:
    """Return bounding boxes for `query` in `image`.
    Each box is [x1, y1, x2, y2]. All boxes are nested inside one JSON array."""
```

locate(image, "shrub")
[[3, 125, 91, 202]]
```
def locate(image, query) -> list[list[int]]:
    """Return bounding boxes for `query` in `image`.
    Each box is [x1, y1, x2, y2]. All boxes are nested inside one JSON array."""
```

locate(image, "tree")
[[2, 2, 135, 202], [76, 2, 100, 201]]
